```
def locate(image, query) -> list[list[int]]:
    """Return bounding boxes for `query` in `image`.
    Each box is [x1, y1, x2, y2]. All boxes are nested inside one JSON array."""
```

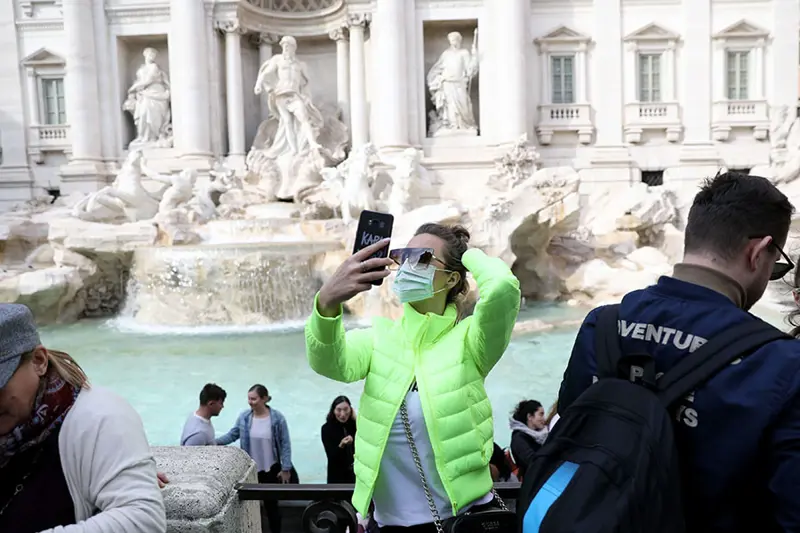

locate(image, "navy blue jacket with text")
[[558, 273, 800, 533]]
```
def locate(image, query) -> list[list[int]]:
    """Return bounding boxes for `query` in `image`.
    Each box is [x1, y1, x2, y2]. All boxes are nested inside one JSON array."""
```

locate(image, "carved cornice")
[[20, 0, 62, 18], [235, 0, 349, 38], [346, 13, 370, 29], [250, 32, 281, 46], [215, 20, 247, 34], [105, 4, 171, 24], [328, 27, 348, 41], [15, 19, 63, 32]]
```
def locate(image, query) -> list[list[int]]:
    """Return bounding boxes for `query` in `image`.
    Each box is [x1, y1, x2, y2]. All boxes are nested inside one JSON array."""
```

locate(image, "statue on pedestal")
[[247, 35, 348, 201], [427, 30, 479, 137], [123, 48, 173, 149]]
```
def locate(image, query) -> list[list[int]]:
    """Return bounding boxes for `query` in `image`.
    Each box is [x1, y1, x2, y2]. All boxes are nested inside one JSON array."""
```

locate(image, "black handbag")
[[399, 401, 516, 533]]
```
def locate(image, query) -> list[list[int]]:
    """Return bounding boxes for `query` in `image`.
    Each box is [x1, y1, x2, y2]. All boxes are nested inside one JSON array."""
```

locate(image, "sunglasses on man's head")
[[749, 236, 795, 281], [388, 248, 445, 270]]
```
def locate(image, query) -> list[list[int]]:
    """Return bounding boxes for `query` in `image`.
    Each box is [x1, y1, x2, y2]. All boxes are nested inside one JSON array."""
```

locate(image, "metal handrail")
[[236, 481, 522, 501]]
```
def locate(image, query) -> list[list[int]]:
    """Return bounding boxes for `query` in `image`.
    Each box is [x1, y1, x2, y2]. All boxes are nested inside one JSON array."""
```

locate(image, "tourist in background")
[[321, 395, 357, 484], [180, 382, 226, 446], [508, 399, 548, 481], [558, 172, 800, 531], [306, 223, 521, 531], [0, 304, 166, 533], [216, 384, 297, 533]]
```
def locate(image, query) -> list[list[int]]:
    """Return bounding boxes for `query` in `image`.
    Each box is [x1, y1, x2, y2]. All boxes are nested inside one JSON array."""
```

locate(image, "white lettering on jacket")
[[617, 320, 708, 353]]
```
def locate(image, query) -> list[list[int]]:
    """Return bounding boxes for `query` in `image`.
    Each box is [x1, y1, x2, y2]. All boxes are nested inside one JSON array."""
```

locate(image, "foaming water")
[[106, 316, 308, 336], [122, 241, 341, 327]]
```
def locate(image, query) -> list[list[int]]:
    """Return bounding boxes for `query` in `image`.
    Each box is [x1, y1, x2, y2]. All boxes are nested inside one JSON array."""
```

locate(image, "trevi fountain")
[[2, 4, 800, 482]]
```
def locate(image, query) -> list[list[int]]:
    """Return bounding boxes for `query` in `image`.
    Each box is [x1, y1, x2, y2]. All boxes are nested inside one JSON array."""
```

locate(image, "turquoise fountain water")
[[39, 304, 585, 483]]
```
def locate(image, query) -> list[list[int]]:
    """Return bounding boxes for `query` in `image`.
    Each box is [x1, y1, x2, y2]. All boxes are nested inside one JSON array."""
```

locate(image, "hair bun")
[[450, 224, 471, 244]]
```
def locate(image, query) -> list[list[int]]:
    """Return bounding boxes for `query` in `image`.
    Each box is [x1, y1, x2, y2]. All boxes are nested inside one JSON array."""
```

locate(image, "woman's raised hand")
[[317, 238, 393, 317]]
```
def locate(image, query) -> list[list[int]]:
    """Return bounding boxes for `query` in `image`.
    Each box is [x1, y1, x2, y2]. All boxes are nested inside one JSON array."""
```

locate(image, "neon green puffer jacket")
[[305, 249, 521, 516]]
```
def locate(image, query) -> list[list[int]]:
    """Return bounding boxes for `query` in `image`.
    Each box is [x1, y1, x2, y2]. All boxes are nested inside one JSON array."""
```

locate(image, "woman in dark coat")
[[321, 395, 357, 484], [509, 399, 548, 480]]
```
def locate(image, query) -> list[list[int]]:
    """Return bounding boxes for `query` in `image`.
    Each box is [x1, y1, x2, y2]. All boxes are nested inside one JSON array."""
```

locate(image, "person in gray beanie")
[[0, 303, 166, 533]]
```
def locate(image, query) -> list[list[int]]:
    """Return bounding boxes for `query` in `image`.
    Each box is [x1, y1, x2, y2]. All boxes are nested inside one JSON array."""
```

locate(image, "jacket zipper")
[[415, 316, 461, 512]]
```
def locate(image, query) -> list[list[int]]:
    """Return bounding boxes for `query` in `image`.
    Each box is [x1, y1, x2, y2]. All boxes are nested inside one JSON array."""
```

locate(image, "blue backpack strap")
[[594, 304, 622, 380], [657, 318, 790, 407]]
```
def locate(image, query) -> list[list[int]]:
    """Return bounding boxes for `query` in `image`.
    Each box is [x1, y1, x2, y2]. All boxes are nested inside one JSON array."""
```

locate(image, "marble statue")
[[488, 134, 541, 191], [387, 148, 432, 216], [770, 105, 795, 150], [154, 169, 197, 216], [427, 30, 479, 136], [71, 150, 161, 223], [255, 36, 324, 157], [123, 48, 173, 149], [247, 35, 349, 201], [315, 143, 380, 223]]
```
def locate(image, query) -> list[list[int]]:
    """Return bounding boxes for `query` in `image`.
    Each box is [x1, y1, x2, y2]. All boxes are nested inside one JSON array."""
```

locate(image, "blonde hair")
[[23, 348, 90, 389]]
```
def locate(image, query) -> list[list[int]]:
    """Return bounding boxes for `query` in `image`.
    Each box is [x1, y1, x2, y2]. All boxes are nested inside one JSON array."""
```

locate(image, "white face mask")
[[391, 262, 448, 304]]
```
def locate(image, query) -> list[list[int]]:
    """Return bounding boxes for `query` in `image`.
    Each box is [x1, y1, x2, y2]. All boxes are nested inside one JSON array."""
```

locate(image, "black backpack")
[[516, 305, 789, 533]]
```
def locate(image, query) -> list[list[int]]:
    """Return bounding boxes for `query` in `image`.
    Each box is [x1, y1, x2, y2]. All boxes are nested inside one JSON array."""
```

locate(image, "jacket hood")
[[509, 418, 548, 445]]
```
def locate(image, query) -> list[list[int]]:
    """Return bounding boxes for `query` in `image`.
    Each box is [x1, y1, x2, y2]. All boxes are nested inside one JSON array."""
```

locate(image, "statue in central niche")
[[255, 35, 324, 156], [426, 29, 479, 137], [247, 35, 348, 201], [123, 48, 173, 149]]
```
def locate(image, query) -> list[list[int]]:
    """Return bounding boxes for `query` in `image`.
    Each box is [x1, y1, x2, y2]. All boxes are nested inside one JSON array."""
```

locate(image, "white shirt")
[[372, 389, 492, 527], [250, 415, 276, 472], [49, 386, 166, 533]]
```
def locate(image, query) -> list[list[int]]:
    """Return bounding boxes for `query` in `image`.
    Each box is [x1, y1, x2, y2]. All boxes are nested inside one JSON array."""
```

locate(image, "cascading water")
[[121, 216, 343, 326]]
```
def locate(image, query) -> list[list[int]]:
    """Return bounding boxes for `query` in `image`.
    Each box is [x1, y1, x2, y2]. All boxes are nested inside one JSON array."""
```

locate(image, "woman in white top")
[[216, 384, 296, 533], [0, 303, 166, 533]]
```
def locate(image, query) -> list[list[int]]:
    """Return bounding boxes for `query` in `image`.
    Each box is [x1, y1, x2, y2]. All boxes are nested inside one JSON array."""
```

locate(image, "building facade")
[[0, 0, 797, 211]]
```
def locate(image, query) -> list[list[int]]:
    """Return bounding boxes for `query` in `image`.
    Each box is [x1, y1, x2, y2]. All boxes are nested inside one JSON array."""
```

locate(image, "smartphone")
[[352, 210, 394, 285]]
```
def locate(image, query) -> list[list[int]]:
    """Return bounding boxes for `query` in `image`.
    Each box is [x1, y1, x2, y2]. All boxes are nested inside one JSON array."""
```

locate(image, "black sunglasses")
[[749, 236, 795, 281], [388, 248, 446, 270]]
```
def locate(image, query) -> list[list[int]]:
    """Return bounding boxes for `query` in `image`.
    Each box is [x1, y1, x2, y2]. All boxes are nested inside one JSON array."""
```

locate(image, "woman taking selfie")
[[306, 223, 521, 532], [0, 304, 166, 533], [321, 395, 357, 484]]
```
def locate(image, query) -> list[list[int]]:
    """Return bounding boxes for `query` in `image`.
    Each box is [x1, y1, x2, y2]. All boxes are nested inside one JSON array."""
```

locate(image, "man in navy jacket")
[[558, 171, 800, 532]]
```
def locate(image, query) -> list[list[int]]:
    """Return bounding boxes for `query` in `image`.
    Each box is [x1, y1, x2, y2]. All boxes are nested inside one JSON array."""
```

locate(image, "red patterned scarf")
[[0, 370, 80, 469]]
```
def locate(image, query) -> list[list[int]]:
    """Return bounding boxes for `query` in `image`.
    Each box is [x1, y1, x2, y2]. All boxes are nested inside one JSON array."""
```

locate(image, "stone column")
[[255, 33, 278, 121], [772, 0, 800, 107], [754, 40, 766, 100], [348, 13, 370, 147], [682, 0, 712, 143], [664, 42, 677, 101], [491, 0, 529, 143], [218, 21, 246, 167], [623, 43, 638, 103], [24, 68, 39, 126], [592, 0, 624, 145], [372, 0, 409, 149], [329, 28, 350, 126], [60, 0, 105, 188], [576, 44, 588, 103], [169, 0, 212, 159]]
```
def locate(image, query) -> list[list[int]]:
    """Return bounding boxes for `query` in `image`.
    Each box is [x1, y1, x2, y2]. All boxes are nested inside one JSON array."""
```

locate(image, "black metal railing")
[[236, 482, 521, 533]]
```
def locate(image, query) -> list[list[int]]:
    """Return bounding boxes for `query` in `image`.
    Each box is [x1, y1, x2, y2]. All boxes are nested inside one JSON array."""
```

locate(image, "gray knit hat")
[[0, 304, 41, 389]]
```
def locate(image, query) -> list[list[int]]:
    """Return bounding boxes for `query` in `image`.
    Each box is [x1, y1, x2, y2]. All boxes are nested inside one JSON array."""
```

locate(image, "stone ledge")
[[154, 446, 261, 533]]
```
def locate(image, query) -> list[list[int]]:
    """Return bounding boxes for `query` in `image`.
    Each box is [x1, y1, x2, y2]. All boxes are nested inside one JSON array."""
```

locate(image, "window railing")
[[536, 103, 594, 145], [235, 482, 521, 533]]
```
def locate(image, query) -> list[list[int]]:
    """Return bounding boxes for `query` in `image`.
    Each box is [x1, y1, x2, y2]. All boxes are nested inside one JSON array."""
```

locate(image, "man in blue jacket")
[[558, 171, 800, 532]]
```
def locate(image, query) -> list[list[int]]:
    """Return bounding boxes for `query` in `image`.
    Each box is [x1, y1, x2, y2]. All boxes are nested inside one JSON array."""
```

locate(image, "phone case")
[[353, 210, 394, 285]]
